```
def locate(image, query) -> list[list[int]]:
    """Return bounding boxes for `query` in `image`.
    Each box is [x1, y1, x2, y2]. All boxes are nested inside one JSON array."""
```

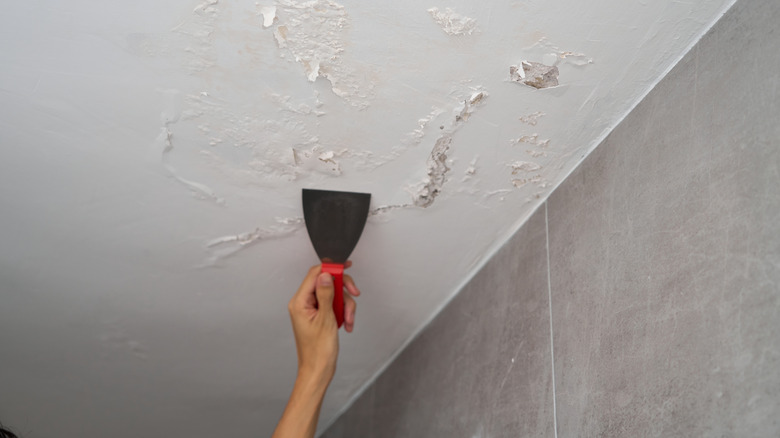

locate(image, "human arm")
[[272, 264, 361, 438]]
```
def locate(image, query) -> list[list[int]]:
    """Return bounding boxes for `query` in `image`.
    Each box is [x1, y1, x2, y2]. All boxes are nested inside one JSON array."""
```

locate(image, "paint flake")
[[259, 5, 277, 28], [509, 62, 559, 89], [428, 7, 478, 36]]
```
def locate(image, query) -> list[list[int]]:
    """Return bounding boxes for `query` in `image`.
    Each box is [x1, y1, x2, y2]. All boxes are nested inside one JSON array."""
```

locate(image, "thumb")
[[315, 272, 335, 312]]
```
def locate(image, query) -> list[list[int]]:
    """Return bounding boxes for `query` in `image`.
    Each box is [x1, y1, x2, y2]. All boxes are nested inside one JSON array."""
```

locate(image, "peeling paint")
[[202, 217, 304, 267], [509, 160, 546, 189], [511, 175, 543, 188], [177, 90, 366, 184], [510, 161, 542, 174], [509, 62, 559, 89], [518, 111, 545, 126], [273, 0, 374, 108], [369, 203, 413, 216], [411, 91, 487, 207], [428, 7, 478, 36], [512, 133, 550, 148]]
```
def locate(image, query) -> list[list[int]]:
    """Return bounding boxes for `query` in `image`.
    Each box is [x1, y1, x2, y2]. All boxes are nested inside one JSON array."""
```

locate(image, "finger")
[[314, 272, 335, 312], [343, 293, 357, 333], [294, 265, 321, 299], [290, 265, 321, 310], [343, 274, 361, 297]]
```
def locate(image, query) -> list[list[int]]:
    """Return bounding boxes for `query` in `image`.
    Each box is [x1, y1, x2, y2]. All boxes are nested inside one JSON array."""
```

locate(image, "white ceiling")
[[0, 0, 734, 436]]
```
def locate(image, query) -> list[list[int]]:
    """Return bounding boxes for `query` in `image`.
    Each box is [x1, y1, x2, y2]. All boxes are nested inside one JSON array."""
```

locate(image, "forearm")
[[272, 371, 332, 438]]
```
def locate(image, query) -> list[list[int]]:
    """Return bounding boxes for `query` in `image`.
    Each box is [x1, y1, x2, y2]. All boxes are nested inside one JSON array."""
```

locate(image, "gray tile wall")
[[324, 207, 555, 437], [323, 0, 780, 436]]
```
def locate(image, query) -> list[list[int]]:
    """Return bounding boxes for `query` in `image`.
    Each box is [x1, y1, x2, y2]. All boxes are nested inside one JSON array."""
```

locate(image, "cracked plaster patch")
[[411, 90, 487, 208]]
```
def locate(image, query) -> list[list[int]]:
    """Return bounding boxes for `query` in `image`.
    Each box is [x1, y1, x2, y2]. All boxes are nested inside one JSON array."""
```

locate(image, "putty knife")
[[302, 188, 371, 328]]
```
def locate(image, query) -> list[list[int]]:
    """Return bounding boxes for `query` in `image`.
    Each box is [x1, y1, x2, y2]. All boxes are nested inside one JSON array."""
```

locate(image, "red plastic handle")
[[321, 263, 344, 328]]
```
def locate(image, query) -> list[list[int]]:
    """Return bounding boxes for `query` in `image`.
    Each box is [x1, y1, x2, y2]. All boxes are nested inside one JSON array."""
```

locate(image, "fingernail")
[[320, 273, 333, 286]]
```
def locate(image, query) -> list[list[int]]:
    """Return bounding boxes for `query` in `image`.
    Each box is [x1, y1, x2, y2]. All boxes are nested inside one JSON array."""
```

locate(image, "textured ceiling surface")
[[0, 1, 733, 436]]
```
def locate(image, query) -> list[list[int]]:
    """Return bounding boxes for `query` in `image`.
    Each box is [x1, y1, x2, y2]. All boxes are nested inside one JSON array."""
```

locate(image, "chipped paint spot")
[[509, 62, 559, 89], [518, 111, 545, 126], [410, 91, 487, 208], [427, 7, 478, 36]]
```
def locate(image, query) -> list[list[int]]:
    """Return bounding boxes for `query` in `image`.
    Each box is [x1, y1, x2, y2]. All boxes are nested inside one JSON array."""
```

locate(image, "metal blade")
[[302, 189, 371, 264]]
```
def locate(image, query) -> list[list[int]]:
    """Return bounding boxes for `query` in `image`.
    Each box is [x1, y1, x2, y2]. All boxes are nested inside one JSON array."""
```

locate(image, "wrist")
[[297, 365, 335, 391]]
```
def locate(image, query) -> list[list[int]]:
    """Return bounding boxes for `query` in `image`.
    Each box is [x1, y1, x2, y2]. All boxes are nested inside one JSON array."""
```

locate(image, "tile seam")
[[545, 202, 559, 438]]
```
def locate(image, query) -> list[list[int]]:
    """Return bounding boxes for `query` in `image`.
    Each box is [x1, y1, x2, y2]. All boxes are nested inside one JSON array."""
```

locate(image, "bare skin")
[[272, 262, 360, 438]]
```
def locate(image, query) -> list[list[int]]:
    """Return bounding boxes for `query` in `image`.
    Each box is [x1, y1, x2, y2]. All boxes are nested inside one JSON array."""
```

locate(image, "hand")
[[288, 262, 361, 383]]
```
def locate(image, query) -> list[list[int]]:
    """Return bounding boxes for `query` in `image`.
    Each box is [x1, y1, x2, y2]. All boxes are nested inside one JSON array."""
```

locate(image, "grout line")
[[545, 202, 559, 438]]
